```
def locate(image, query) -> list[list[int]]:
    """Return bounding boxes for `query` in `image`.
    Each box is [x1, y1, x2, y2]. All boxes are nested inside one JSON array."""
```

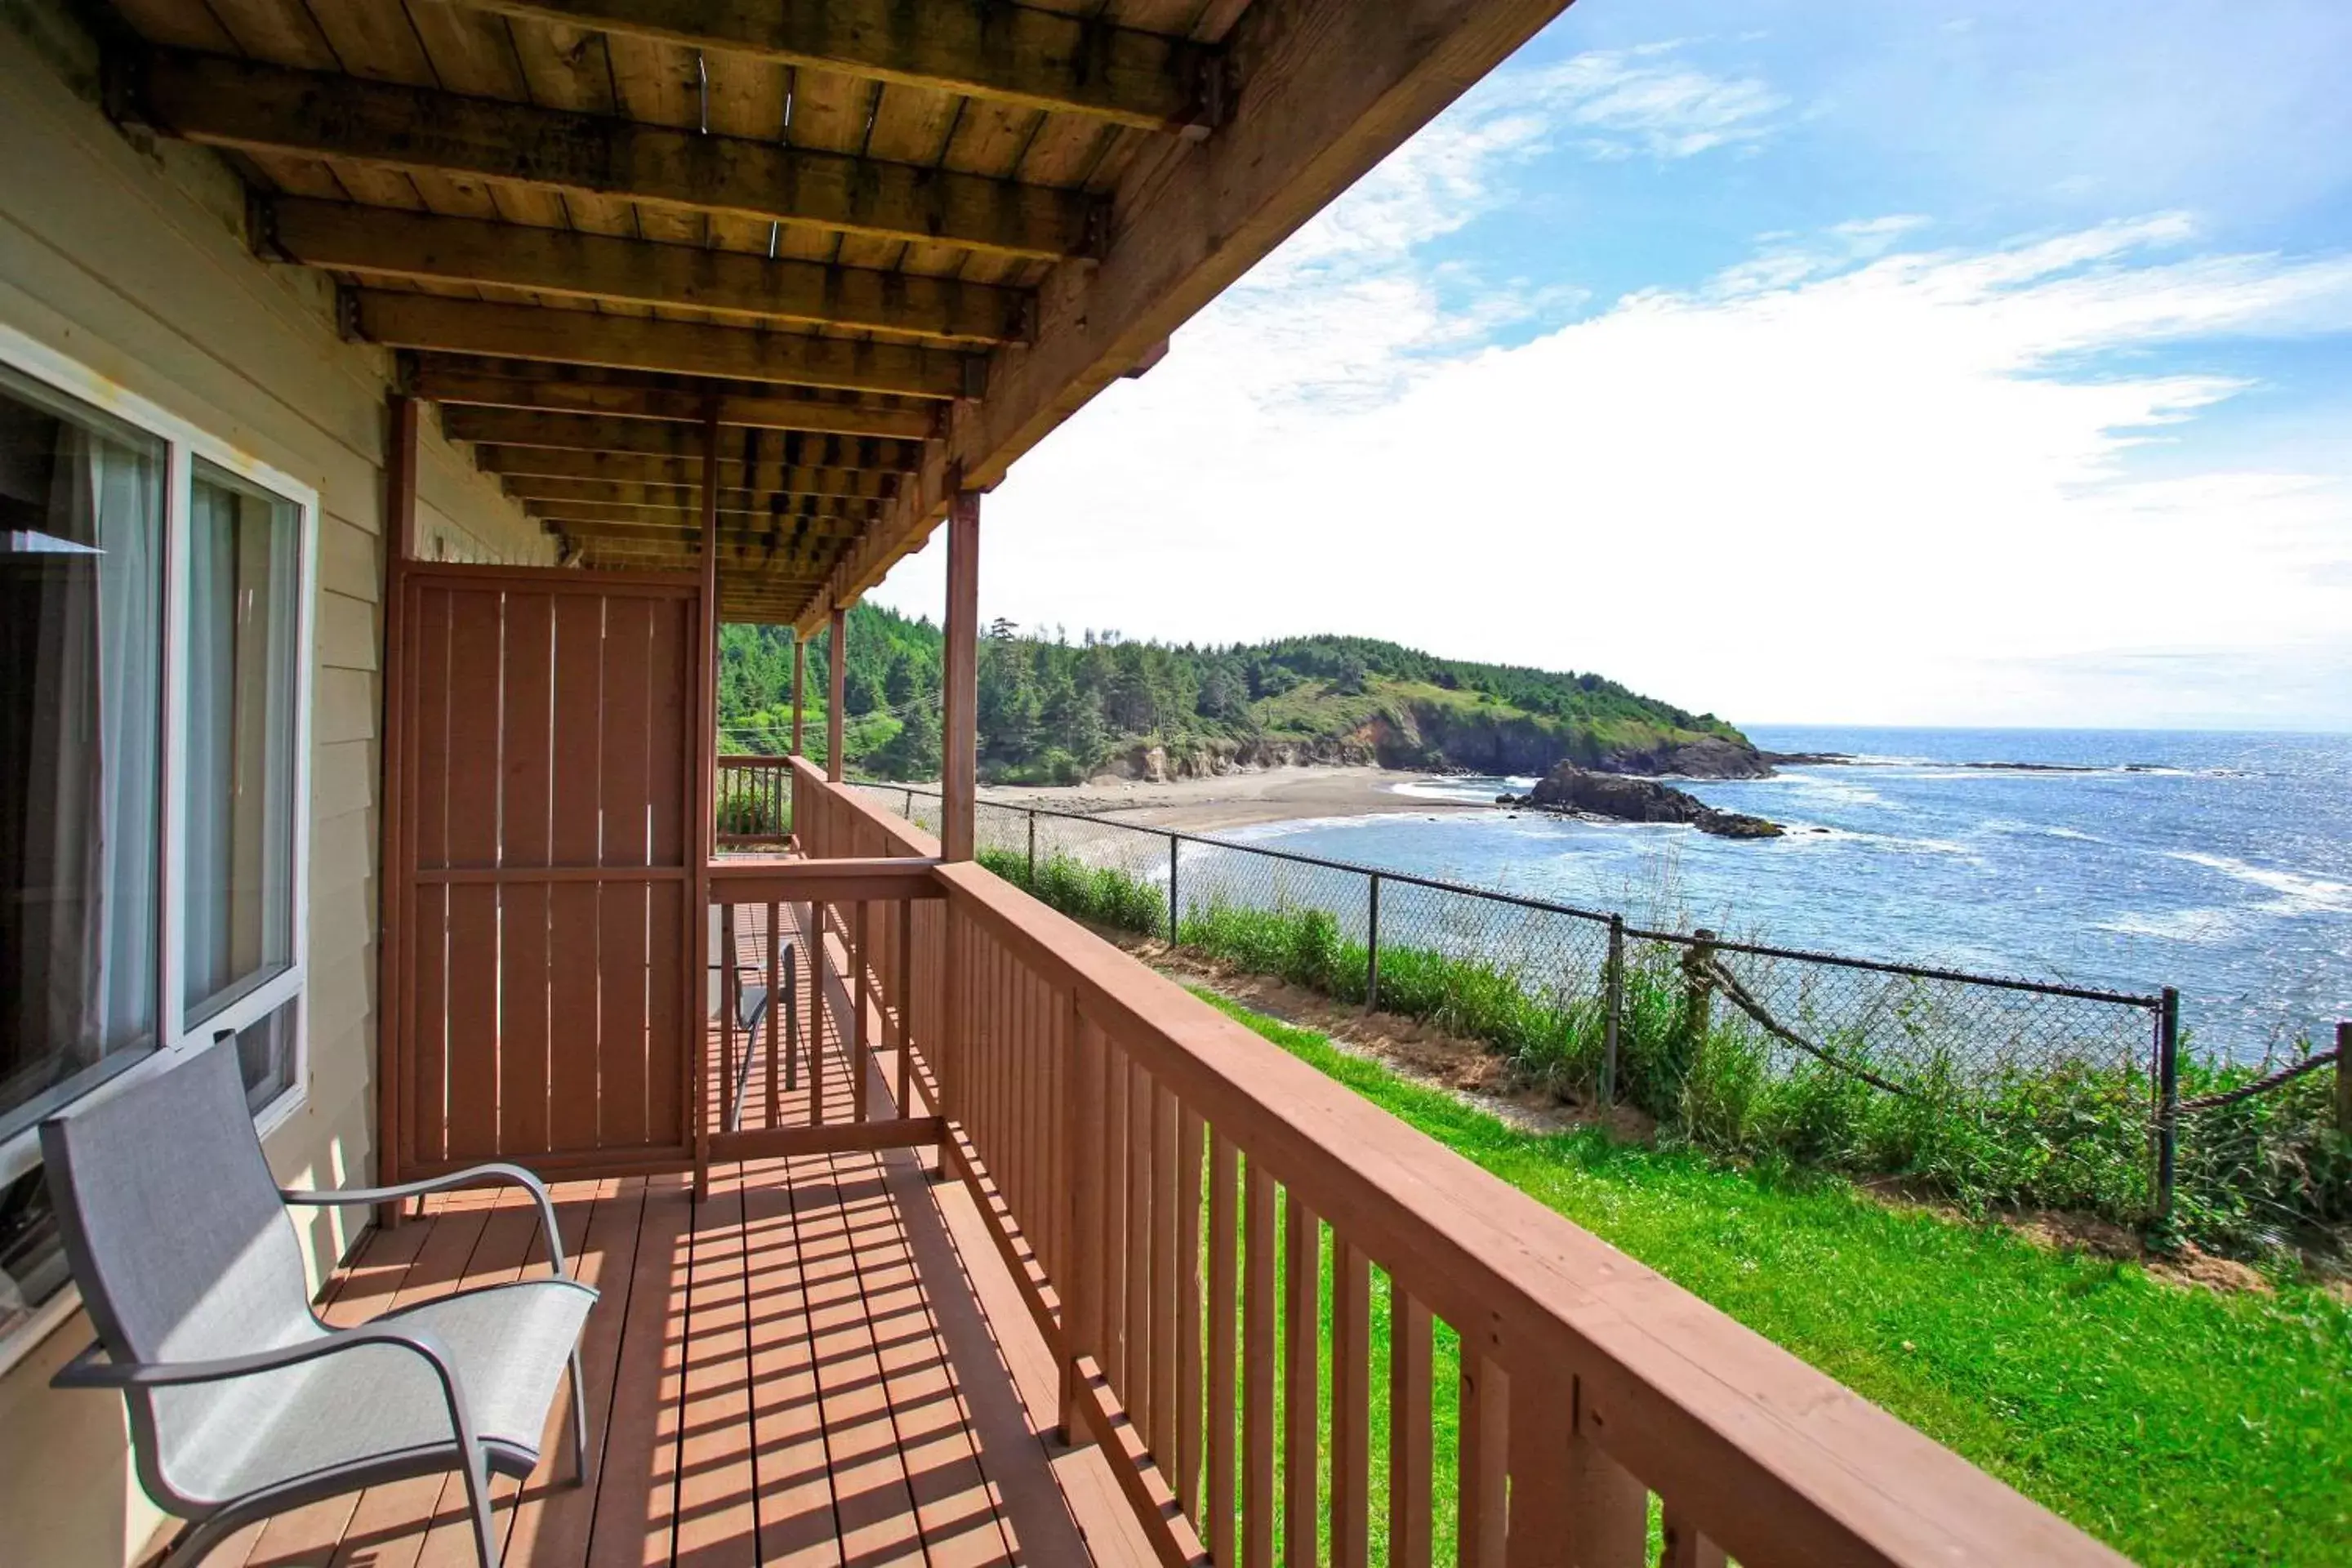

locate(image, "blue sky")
[[875, 1, 2352, 730]]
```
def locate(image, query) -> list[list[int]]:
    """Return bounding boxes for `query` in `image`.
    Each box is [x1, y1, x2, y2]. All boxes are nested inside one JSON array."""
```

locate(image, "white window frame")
[[0, 322, 317, 1374]]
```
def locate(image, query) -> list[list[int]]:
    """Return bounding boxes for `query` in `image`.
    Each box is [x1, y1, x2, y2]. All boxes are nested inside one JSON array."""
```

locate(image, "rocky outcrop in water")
[[1503, 764, 1784, 840]]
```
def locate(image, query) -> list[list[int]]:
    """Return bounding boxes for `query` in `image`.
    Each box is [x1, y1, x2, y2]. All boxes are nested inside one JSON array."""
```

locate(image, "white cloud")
[[873, 57, 2352, 733]]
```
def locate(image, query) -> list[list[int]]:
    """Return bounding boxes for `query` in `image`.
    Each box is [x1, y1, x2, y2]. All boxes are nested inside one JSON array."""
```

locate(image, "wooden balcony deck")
[[186, 885, 1145, 1568], [196, 1149, 1149, 1568]]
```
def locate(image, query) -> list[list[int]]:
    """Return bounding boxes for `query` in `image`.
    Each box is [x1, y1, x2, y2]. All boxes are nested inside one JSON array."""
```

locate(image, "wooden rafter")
[[811, 0, 1580, 632], [529, 497, 875, 528], [472, 446, 897, 492], [355, 294, 973, 399], [441, 408, 925, 468], [502, 473, 893, 507], [275, 202, 1029, 345], [452, 0, 1214, 131], [137, 50, 1099, 261], [406, 361, 939, 439]]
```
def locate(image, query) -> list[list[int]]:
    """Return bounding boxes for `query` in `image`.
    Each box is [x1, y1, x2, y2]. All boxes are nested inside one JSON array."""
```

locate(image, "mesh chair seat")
[[161, 1277, 595, 1506]]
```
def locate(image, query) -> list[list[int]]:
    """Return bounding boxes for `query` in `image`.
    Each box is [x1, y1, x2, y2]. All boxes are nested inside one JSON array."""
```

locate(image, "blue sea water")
[[1223, 728, 2352, 1063]]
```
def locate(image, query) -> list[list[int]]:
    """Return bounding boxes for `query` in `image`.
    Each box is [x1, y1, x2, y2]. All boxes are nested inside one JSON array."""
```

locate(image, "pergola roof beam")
[[408, 360, 939, 439], [138, 49, 1098, 261], [471, 446, 894, 491], [457, 0, 1214, 132], [356, 293, 973, 399], [276, 202, 1028, 345], [441, 408, 925, 469]]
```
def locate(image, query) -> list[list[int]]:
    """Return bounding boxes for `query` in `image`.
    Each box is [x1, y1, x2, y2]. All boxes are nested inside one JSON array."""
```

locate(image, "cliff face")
[[1353, 700, 1774, 779]]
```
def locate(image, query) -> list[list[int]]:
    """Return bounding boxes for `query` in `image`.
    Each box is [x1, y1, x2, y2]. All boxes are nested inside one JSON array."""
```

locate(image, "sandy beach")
[[975, 764, 1491, 833]]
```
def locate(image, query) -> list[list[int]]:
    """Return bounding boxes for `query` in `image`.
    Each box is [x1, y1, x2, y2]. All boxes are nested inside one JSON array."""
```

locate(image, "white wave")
[[2166, 851, 2352, 915], [2096, 907, 2243, 944], [1981, 818, 2102, 843]]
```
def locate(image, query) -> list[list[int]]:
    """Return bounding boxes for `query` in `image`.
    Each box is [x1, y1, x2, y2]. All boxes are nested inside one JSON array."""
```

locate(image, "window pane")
[[0, 368, 165, 1146], [0, 1165, 67, 1343], [185, 466, 299, 1023], [230, 997, 299, 1115]]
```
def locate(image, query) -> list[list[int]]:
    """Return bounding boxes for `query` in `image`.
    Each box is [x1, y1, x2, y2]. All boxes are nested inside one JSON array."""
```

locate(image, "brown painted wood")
[[1150, 1079, 1180, 1476], [1508, 1370, 1573, 1568], [359, 292, 972, 399], [940, 490, 979, 859], [1461, 1356, 1510, 1568], [826, 604, 849, 781], [277, 198, 1027, 343], [1125, 1056, 1156, 1452], [1661, 1505, 1729, 1568], [453, 407, 930, 465], [453, 0, 1207, 129], [145, 49, 1100, 260], [1241, 1158, 1275, 1568], [1282, 1190, 1318, 1568], [1176, 1106, 1205, 1521], [1206, 1131, 1239, 1568], [1333, 1238, 1372, 1568], [918, 853, 2132, 1568], [498, 594, 555, 1157], [1566, 1383, 1651, 1568], [791, 636, 806, 755], [1390, 1290, 1435, 1568], [375, 393, 419, 1196]]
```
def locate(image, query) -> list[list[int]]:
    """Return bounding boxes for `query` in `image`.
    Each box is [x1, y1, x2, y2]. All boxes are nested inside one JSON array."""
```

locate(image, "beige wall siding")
[[0, 8, 556, 1561]]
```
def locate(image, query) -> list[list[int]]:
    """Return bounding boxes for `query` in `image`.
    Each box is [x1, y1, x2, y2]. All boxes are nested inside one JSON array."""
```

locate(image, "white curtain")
[[20, 421, 161, 1108]]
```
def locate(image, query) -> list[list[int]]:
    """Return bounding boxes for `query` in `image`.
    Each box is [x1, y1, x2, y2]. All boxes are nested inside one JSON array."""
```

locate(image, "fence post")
[[2336, 1020, 2350, 1138], [1682, 929, 1717, 1064], [2155, 987, 2180, 1223], [905, 786, 915, 822], [1365, 872, 1382, 1013], [1601, 915, 1624, 1107], [1027, 810, 1037, 885], [1168, 833, 1181, 943]]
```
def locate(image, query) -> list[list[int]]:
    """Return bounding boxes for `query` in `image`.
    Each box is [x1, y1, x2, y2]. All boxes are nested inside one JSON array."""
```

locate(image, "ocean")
[[1221, 727, 2352, 1064]]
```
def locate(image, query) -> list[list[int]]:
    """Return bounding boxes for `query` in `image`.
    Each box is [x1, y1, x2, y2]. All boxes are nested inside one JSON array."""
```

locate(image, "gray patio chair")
[[40, 1039, 597, 1566]]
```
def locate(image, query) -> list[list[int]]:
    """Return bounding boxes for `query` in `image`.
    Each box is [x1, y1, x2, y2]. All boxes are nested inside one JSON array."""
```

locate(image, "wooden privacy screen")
[[392, 564, 702, 1178]]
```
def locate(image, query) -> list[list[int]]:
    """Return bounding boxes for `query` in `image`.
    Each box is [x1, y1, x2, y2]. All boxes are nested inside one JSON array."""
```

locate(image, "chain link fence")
[[846, 781, 2352, 1233]]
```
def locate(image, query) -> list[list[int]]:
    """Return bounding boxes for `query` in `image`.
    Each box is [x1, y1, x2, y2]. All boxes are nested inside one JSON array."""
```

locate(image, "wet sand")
[[977, 764, 1490, 833]]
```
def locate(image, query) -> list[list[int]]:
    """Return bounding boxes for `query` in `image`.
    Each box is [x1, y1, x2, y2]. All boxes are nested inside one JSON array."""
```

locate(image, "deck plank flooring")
[[224, 1104, 1143, 1566]]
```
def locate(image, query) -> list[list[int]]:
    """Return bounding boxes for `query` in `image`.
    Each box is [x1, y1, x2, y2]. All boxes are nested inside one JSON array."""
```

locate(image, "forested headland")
[[719, 605, 1762, 782]]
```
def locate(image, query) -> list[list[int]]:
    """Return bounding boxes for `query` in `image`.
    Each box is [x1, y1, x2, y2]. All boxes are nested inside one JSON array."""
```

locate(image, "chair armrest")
[[53, 1325, 487, 1457], [283, 1163, 566, 1275]]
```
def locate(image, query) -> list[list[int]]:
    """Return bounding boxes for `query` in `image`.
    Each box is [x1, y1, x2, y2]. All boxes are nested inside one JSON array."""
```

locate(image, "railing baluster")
[[1178, 1107, 1205, 1521], [1242, 1159, 1276, 1568], [764, 902, 780, 1129], [853, 901, 871, 1122], [1565, 1408, 1649, 1568], [1659, 1504, 1726, 1568], [1283, 1192, 1319, 1568], [1208, 1132, 1240, 1565], [1102, 1042, 1132, 1396], [1390, 1291, 1434, 1568], [1152, 1080, 1180, 1473], [1460, 1355, 1509, 1568], [1333, 1239, 1372, 1568], [1127, 1057, 1156, 1450]]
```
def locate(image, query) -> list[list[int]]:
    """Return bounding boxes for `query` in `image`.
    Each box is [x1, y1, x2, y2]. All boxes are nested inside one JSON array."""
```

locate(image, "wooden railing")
[[715, 753, 795, 847], [782, 759, 2129, 1568]]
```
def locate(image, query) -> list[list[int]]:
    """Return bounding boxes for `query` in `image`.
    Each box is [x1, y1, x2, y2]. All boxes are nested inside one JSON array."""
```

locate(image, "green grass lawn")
[[1195, 989, 2352, 1567]]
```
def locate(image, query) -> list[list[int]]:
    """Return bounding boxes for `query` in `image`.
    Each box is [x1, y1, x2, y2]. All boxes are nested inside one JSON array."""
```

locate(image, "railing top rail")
[[847, 775, 2165, 1009], [716, 753, 796, 768], [706, 856, 945, 902], [924, 853, 2129, 1568]]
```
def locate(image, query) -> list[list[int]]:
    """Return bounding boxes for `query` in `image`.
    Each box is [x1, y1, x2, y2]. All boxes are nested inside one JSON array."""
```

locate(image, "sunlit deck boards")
[[185, 1149, 1150, 1564]]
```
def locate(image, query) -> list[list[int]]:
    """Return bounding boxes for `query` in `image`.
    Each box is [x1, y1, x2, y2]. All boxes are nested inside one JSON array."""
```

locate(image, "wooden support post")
[[826, 604, 847, 783], [374, 394, 420, 1224], [693, 407, 720, 1201], [942, 489, 980, 861], [2337, 1021, 2350, 1138], [791, 636, 806, 756]]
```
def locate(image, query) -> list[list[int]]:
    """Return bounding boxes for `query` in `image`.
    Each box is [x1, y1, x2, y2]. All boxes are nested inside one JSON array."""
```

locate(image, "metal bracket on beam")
[[98, 48, 152, 131], [960, 354, 990, 403], [243, 190, 292, 263], [1182, 47, 1236, 142], [1082, 197, 1116, 261], [334, 283, 364, 345]]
